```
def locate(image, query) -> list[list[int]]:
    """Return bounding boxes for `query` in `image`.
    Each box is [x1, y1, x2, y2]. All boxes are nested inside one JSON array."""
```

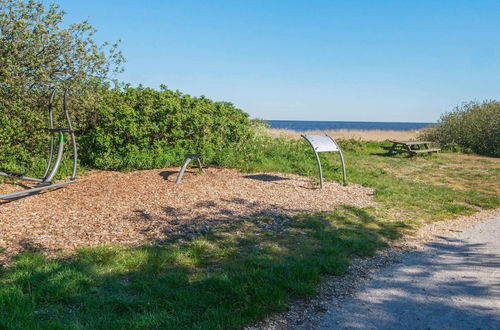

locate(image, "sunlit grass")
[[0, 206, 400, 329], [1, 136, 499, 328]]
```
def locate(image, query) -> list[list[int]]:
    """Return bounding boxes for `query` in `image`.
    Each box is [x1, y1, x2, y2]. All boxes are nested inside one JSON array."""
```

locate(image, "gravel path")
[[299, 215, 500, 329]]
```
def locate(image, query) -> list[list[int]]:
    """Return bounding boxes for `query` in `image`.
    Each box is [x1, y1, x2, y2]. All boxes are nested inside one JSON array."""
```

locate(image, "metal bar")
[[176, 157, 193, 184], [0, 172, 44, 183], [42, 89, 57, 180], [44, 136, 64, 183], [63, 90, 78, 180], [301, 135, 324, 188], [195, 157, 204, 172], [326, 135, 347, 186], [338, 149, 347, 186], [0, 180, 74, 200], [313, 150, 324, 188]]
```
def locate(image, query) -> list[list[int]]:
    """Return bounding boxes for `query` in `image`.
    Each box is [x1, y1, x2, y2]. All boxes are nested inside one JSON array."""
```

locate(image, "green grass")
[[0, 206, 401, 329], [219, 136, 500, 222], [1, 136, 499, 329]]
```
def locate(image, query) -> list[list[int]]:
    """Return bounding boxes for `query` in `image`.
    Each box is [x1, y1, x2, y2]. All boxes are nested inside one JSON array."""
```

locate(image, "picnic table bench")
[[382, 140, 441, 155]]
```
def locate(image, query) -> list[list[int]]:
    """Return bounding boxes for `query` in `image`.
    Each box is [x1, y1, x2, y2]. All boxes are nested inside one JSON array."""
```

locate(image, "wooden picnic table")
[[382, 140, 441, 155]]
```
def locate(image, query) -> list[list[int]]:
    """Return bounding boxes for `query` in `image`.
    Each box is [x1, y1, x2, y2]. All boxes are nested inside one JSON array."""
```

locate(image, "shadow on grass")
[[370, 151, 413, 158], [0, 205, 408, 329]]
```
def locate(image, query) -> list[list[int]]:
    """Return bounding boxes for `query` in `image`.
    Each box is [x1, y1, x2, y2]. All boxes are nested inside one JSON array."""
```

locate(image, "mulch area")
[[0, 168, 374, 264]]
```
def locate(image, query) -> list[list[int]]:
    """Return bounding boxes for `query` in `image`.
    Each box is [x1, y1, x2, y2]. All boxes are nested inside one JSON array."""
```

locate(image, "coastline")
[[264, 128, 419, 141]]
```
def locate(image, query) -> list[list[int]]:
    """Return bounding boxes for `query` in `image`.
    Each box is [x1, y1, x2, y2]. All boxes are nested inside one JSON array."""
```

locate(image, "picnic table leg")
[[406, 144, 414, 155], [388, 143, 397, 153]]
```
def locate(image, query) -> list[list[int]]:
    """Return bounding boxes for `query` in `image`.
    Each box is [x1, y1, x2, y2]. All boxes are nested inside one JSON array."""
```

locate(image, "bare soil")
[[0, 168, 374, 264]]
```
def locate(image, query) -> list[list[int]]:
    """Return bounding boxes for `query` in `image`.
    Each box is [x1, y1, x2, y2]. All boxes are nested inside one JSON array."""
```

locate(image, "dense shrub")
[[1, 85, 253, 173], [419, 101, 500, 157], [80, 86, 252, 169]]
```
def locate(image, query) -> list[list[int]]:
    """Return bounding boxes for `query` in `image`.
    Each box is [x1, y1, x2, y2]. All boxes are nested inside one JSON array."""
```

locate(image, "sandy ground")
[[264, 128, 419, 141], [0, 167, 374, 264], [300, 214, 500, 329]]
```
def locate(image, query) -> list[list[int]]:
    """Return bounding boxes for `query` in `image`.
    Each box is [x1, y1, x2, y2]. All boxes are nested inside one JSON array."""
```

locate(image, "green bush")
[[420, 101, 500, 157], [1, 85, 253, 173], [0, 0, 122, 175], [80, 86, 252, 170], [250, 118, 271, 129]]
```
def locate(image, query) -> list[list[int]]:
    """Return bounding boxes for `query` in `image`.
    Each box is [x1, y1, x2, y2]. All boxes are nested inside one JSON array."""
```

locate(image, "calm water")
[[267, 120, 434, 132]]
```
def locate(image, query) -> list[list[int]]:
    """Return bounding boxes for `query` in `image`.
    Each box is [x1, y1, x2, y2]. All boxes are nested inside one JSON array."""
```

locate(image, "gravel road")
[[298, 215, 500, 329]]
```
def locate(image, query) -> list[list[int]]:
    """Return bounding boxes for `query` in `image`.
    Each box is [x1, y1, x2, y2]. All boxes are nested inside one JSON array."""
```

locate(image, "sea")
[[267, 120, 434, 132]]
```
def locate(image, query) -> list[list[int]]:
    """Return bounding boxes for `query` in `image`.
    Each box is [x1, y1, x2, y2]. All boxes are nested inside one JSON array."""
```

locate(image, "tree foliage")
[[420, 101, 500, 157], [0, 0, 123, 169], [80, 86, 252, 170], [0, 0, 123, 95]]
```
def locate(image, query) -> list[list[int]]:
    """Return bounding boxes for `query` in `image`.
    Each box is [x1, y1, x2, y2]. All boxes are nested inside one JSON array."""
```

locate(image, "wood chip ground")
[[0, 168, 374, 263]]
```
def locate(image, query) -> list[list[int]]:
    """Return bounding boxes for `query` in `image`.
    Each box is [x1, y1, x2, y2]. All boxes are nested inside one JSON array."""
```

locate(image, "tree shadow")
[[0, 200, 412, 328], [306, 232, 500, 329], [18, 238, 46, 254]]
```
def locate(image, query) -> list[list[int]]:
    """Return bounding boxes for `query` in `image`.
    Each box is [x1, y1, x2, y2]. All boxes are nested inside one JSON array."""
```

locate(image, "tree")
[[419, 101, 500, 157], [0, 0, 123, 97], [0, 0, 124, 168]]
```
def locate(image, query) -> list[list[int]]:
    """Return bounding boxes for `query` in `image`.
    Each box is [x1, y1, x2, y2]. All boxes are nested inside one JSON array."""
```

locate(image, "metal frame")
[[301, 134, 346, 188], [176, 153, 204, 184], [0, 89, 77, 200]]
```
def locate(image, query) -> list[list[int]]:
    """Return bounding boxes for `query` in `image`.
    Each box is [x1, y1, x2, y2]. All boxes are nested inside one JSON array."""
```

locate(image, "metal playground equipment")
[[0, 89, 77, 200], [176, 153, 204, 184], [301, 134, 346, 188]]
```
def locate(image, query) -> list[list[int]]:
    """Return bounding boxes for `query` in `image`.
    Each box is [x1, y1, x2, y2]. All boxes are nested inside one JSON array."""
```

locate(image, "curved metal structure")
[[301, 134, 347, 188], [0, 89, 77, 200], [176, 153, 204, 184]]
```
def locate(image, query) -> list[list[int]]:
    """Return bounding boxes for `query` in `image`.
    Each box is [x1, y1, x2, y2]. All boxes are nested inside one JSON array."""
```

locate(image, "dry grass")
[[264, 128, 418, 141], [383, 153, 500, 195]]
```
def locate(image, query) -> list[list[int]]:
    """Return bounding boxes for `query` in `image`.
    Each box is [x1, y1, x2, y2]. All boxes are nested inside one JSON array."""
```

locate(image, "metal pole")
[[42, 89, 56, 180], [313, 150, 324, 188], [63, 90, 78, 180], [0, 172, 44, 183], [44, 134, 64, 183], [338, 149, 347, 186], [301, 135, 324, 189], [176, 157, 193, 184], [195, 157, 204, 172], [0, 180, 74, 200]]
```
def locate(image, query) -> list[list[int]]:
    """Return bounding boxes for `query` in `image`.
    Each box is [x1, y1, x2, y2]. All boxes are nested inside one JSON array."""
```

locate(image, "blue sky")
[[53, 0, 500, 122]]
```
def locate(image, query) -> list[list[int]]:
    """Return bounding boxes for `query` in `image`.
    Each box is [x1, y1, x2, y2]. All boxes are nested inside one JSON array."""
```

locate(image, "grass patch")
[[220, 136, 500, 222], [0, 206, 401, 329], [1, 136, 499, 328]]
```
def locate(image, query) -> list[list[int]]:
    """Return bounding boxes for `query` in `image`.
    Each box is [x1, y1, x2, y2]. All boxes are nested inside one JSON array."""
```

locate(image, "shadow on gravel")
[[314, 232, 500, 329], [158, 170, 178, 180], [244, 174, 291, 182]]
